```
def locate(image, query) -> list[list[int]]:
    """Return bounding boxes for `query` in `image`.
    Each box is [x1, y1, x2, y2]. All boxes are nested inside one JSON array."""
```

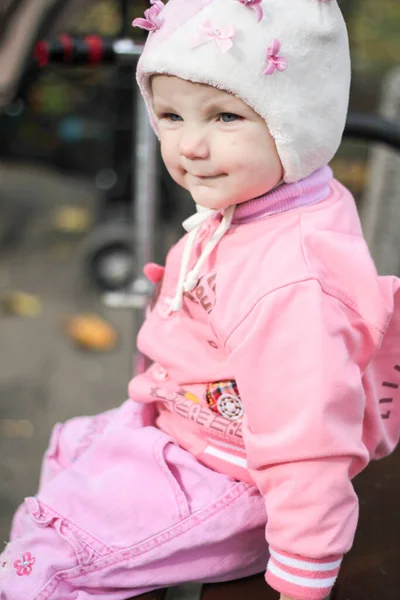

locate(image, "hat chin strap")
[[167, 204, 235, 313]]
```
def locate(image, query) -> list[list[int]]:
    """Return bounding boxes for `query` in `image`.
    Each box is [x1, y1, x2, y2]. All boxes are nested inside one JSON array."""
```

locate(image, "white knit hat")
[[134, 0, 351, 183]]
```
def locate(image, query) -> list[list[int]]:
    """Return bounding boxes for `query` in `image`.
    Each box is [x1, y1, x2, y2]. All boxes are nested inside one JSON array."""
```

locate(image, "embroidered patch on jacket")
[[206, 380, 244, 421], [183, 273, 216, 314], [379, 363, 400, 421]]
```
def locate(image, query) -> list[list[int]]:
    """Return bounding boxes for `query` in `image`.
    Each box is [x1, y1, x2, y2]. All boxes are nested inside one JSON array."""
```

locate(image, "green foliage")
[[69, 0, 400, 75], [349, 0, 400, 73], [73, 0, 122, 36]]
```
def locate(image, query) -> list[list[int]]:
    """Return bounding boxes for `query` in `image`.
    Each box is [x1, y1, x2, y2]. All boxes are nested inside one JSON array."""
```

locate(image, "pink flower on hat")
[[236, 0, 264, 23], [193, 21, 235, 54], [14, 552, 35, 576], [132, 0, 164, 33], [264, 39, 287, 75]]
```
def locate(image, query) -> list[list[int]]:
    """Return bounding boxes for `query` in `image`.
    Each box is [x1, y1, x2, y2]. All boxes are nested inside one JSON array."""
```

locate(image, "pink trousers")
[[0, 400, 268, 599]]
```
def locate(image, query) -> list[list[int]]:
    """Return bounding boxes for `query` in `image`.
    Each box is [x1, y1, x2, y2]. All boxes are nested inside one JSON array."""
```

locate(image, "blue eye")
[[165, 113, 183, 122], [220, 113, 240, 123]]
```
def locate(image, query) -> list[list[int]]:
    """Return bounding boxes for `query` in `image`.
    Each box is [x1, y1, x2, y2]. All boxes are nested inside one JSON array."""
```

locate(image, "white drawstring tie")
[[167, 204, 235, 312]]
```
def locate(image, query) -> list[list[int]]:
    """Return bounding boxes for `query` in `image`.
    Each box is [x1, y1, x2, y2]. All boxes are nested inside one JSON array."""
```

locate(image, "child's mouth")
[[192, 173, 225, 180]]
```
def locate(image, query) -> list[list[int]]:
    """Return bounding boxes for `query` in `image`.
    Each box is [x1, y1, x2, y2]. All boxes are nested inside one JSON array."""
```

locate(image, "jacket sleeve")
[[224, 278, 376, 600]]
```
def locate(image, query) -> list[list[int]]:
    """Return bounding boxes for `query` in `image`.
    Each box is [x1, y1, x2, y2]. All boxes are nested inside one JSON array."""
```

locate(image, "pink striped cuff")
[[265, 547, 342, 600]]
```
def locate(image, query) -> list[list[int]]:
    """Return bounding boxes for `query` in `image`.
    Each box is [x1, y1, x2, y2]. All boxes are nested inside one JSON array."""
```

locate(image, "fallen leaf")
[[52, 206, 93, 233], [0, 419, 34, 438], [64, 313, 118, 351], [1, 292, 42, 317]]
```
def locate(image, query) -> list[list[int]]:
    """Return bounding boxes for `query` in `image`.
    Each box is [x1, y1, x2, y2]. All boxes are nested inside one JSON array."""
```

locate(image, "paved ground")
[[0, 163, 138, 542]]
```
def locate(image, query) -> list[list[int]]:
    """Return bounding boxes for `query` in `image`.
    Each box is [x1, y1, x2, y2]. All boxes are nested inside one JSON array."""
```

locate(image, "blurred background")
[[0, 0, 399, 569]]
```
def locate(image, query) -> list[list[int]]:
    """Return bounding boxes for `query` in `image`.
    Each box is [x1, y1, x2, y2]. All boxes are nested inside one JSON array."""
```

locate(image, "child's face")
[[152, 76, 283, 210]]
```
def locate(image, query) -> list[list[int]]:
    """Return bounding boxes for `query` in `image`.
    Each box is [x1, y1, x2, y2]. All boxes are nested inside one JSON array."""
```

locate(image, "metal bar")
[[102, 65, 157, 320], [132, 89, 157, 285], [345, 112, 400, 150], [126, 77, 158, 367], [119, 0, 130, 38]]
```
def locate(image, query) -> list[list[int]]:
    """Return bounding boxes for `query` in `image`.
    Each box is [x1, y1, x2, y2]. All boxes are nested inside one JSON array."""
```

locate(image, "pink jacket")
[[129, 167, 400, 600]]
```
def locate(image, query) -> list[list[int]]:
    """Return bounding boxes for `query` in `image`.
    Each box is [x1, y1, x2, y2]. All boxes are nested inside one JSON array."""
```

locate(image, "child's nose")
[[179, 127, 209, 160]]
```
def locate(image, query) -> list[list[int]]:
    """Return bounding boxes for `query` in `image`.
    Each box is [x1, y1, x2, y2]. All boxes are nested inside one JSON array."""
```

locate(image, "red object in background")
[[34, 34, 107, 67], [34, 40, 49, 67], [85, 35, 104, 65], [58, 34, 74, 63]]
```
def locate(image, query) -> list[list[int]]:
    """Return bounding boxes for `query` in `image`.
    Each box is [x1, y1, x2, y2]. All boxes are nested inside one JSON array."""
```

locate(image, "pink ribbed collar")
[[232, 166, 333, 224]]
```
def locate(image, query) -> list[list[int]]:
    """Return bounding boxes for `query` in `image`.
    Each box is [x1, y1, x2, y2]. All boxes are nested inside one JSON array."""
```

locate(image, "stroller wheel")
[[82, 223, 135, 291]]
